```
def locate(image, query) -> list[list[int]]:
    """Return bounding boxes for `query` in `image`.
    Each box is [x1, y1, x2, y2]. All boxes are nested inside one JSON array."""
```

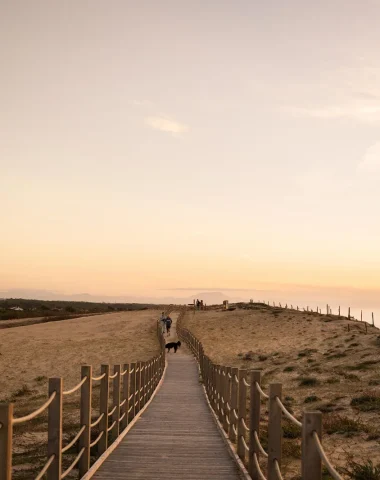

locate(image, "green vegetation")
[[298, 376, 318, 387], [282, 419, 301, 439], [304, 395, 320, 403], [341, 460, 380, 480], [0, 298, 155, 322], [283, 366, 295, 372], [351, 392, 380, 412], [323, 414, 366, 436]]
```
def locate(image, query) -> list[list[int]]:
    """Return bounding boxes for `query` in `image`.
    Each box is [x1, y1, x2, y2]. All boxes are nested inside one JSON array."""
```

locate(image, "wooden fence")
[[253, 300, 375, 327], [177, 319, 342, 480], [0, 319, 167, 480]]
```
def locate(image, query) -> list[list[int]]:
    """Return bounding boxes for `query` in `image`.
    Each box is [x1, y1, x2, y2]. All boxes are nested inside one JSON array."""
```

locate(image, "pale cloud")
[[358, 142, 380, 172], [145, 116, 189, 136]]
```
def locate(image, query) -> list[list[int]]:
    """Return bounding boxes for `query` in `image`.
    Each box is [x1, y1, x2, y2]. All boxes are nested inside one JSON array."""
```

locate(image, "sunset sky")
[[1, 1, 380, 302]]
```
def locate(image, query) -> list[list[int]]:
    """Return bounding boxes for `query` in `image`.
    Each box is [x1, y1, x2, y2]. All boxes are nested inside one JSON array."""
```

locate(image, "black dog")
[[165, 341, 181, 353]]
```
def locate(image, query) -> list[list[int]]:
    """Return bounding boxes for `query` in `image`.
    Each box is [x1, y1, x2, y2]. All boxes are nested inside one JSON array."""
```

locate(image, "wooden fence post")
[[222, 366, 229, 433], [302, 411, 322, 480], [136, 362, 142, 413], [229, 367, 238, 443], [47, 378, 62, 480], [0, 404, 13, 480], [111, 365, 121, 441], [267, 383, 282, 480], [99, 364, 109, 455], [249, 371, 262, 479], [348, 307, 350, 320], [129, 362, 136, 421], [79, 365, 92, 477], [141, 362, 146, 409], [121, 364, 129, 431], [237, 369, 247, 461]]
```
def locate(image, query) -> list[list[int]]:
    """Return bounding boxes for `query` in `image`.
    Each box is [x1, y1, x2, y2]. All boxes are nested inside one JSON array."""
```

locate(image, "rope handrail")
[[275, 397, 302, 427], [253, 453, 268, 480], [312, 432, 342, 480], [92, 373, 106, 381], [119, 412, 126, 423], [255, 382, 269, 399], [62, 425, 86, 453], [61, 447, 85, 479], [243, 378, 251, 387], [34, 455, 55, 480], [234, 375, 239, 383], [226, 416, 231, 425], [274, 459, 284, 480], [232, 425, 238, 436], [13, 392, 56, 424], [254, 431, 268, 458], [134, 401, 138, 407], [90, 413, 104, 428], [241, 436, 250, 452], [107, 420, 116, 432], [128, 405, 133, 413], [90, 431, 104, 448], [128, 393, 134, 401], [241, 418, 250, 432], [109, 371, 119, 379], [108, 406, 116, 417], [63, 376, 87, 396], [225, 402, 231, 411], [129, 368, 135, 374], [228, 372, 232, 379], [119, 398, 126, 408], [233, 409, 239, 420], [121, 369, 129, 376]]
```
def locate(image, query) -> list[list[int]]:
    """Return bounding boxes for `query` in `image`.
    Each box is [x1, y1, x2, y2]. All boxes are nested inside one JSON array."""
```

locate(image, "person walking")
[[160, 312, 166, 334], [165, 316, 172, 336]]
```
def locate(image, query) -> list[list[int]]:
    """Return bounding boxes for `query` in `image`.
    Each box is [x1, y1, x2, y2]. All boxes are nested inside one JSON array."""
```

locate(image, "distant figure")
[[160, 312, 166, 334], [166, 316, 172, 335], [200, 300, 204, 310], [196, 299, 200, 310]]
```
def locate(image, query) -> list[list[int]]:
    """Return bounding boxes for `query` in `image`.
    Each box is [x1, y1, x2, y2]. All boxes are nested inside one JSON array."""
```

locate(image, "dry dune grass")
[[1, 310, 161, 479], [182, 305, 380, 477]]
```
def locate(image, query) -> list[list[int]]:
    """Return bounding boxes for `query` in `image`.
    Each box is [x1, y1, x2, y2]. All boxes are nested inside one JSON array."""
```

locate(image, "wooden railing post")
[[216, 365, 223, 423], [136, 362, 142, 413], [225, 366, 232, 434], [249, 371, 262, 479], [111, 365, 121, 441], [47, 377, 62, 480], [268, 383, 282, 480], [99, 364, 109, 455], [229, 367, 238, 443], [129, 362, 136, 422], [79, 365, 92, 477], [302, 411, 322, 480], [237, 369, 247, 461], [0, 404, 13, 480], [121, 364, 129, 431], [222, 366, 229, 433]]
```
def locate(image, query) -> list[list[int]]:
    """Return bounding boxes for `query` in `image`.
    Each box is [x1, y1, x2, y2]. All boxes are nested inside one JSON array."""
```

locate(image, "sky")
[[1, 0, 380, 307]]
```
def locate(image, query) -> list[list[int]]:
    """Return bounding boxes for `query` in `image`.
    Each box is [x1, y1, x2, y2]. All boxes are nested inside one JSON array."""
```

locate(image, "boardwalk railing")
[[177, 319, 342, 480], [0, 319, 167, 480]]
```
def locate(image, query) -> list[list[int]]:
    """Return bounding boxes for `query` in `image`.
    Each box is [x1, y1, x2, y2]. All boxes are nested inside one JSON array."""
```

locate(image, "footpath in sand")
[[182, 306, 380, 476]]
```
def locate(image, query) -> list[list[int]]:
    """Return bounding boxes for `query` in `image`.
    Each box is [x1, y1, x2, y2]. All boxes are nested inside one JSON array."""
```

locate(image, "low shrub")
[[351, 391, 380, 412]]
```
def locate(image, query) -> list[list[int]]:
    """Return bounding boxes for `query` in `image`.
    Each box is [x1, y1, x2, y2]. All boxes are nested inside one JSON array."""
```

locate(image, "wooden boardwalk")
[[92, 325, 242, 479]]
